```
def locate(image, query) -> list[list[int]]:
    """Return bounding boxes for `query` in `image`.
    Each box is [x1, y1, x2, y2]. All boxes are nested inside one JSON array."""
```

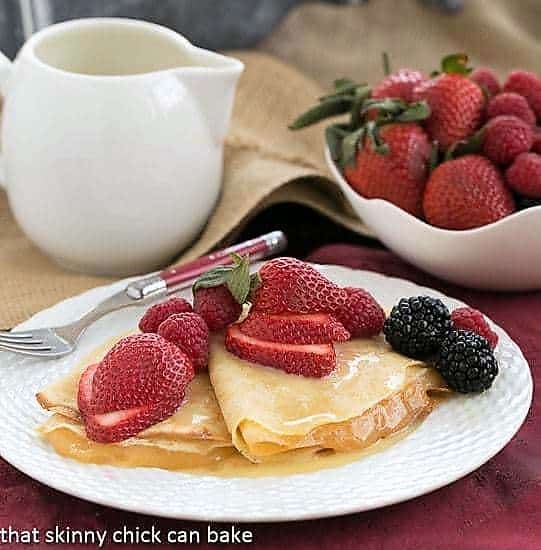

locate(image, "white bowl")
[[325, 146, 541, 291]]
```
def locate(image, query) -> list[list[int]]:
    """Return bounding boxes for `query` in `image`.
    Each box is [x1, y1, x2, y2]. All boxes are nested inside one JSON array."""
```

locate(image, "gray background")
[[0, 0, 461, 58]]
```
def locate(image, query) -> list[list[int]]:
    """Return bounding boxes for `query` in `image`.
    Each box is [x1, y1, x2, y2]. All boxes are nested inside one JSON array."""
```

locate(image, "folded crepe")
[[36, 356, 234, 469], [209, 335, 447, 462]]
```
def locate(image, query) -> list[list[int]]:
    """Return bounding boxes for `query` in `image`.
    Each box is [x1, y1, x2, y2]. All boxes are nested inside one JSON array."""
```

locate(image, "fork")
[[0, 231, 286, 358]]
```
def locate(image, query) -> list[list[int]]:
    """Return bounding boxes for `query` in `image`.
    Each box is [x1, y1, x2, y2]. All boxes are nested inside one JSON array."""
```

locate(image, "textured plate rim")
[[0, 265, 533, 522]]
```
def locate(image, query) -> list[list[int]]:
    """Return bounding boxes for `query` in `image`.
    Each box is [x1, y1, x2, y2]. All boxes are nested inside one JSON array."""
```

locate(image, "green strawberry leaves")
[[193, 254, 255, 305], [289, 79, 370, 130], [431, 53, 473, 77], [444, 127, 485, 161]]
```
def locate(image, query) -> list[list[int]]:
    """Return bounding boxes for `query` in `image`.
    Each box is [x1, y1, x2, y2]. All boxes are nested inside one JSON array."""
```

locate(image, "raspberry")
[[486, 92, 535, 125], [139, 297, 192, 333], [193, 285, 242, 331], [532, 129, 541, 154], [505, 153, 541, 199], [470, 67, 501, 98], [451, 307, 498, 349], [157, 312, 209, 371], [383, 296, 452, 358], [436, 330, 499, 393], [482, 116, 533, 165], [504, 70, 541, 120], [334, 287, 385, 338]]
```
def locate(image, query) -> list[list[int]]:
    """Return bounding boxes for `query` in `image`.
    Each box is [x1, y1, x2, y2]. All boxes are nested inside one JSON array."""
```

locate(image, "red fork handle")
[[159, 231, 287, 292]]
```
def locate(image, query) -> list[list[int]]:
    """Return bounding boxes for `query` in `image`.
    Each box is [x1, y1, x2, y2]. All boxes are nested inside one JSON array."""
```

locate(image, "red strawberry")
[[423, 155, 515, 229], [451, 307, 498, 349], [139, 297, 192, 333], [239, 312, 350, 344], [334, 288, 385, 337], [90, 333, 194, 414], [486, 93, 536, 125], [157, 312, 209, 371], [506, 153, 541, 199], [77, 363, 99, 418], [251, 257, 348, 315], [85, 400, 180, 444], [344, 123, 431, 217], [372, 69, 427, 102], [504, 70, 541, 120], [470, 67, 501, 98], [225, 325, 336, 378], [482, 115, 533, 165], [413, 74, 485, 149], [193, 285, 242, 331]]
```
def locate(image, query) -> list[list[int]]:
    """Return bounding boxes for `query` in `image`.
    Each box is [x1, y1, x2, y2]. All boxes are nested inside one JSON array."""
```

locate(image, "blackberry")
[[383, 295, 452, 358], [436, 330, 498, 393]]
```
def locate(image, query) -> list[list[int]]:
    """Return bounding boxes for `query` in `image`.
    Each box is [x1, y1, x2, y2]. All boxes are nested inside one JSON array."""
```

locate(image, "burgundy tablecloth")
[[1, 244, 538, 549]]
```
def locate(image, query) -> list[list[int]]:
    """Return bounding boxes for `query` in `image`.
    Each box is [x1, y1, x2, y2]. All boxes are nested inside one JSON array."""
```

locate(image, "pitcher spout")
[[174, 50, 244, 144]]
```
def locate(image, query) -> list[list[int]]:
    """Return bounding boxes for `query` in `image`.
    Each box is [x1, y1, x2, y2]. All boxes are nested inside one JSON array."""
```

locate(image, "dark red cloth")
[[1, 244, 539, 550]]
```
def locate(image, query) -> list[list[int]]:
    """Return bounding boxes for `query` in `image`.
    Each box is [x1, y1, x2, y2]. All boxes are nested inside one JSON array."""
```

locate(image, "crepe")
[[36, 361, 234, 469], [209, 335, 447, 462]]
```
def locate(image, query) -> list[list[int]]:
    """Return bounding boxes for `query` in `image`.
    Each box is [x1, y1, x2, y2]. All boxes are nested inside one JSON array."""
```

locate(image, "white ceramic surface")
[[326, 147, 541, 291], [0, 19, 243, 275], [0, 265, 532, 522]]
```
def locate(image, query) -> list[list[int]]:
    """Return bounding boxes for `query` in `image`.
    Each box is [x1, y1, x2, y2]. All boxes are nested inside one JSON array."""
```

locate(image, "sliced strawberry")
[[225, 325, 336, 378], [90, 333, 194, 413], [77, 363, 99, 417], [84, 397, 182, 443], [251, 257, 349, 315], [239, 312, 350, 344]]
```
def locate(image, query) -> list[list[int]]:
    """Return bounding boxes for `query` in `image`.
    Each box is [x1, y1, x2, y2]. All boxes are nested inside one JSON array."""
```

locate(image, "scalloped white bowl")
[[326, 146, 541, 291]]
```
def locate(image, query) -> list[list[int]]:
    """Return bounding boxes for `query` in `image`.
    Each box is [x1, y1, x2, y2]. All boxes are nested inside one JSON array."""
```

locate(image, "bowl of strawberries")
[[292, 54, 541, 291]]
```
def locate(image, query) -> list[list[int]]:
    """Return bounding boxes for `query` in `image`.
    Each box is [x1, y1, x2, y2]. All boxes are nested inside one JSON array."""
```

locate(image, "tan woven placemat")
[[2, 0, 541, 328]]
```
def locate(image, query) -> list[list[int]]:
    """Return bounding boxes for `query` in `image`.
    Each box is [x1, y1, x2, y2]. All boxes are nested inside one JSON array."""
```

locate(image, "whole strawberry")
[[139, 297, 192, 333], [423, 155, 515, 230], [372, 69, 427, 103], [451, 307, 498, 349], [192, 254, 250, 331], [413, 55, 485, 149], [504, 70, 541, 120], [334, 287, 386, 338], [482, 115, 533, 165], [251, 257, 349, 315], [344, 123, 431, 217], [470, 67, 501, 98], [506, 153, 541, 198], [486, 93, 536, 125], [157, 312, 209, 370]]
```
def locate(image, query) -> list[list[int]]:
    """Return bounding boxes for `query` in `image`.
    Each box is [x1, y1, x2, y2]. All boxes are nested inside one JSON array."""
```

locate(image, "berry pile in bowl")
[[291, 54, 541, 291]]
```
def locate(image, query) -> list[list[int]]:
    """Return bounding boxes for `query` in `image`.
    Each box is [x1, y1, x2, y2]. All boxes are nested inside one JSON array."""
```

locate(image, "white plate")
[[0, 265, 532, 522]]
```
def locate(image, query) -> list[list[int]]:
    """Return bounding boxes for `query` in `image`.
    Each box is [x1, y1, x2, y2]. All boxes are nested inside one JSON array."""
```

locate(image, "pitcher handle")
[[0, 51, 12, 189]]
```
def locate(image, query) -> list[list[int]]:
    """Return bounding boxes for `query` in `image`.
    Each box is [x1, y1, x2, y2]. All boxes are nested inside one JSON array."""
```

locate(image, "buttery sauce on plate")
[[39, 335, 440, 478]]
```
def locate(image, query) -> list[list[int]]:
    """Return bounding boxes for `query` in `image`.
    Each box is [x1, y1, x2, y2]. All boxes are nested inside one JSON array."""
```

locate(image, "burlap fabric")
[[1, 0, 540, 328]]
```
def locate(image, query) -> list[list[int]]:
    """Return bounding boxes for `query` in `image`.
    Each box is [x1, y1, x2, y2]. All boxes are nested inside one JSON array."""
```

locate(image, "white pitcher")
[[0, 18, 243, 275]]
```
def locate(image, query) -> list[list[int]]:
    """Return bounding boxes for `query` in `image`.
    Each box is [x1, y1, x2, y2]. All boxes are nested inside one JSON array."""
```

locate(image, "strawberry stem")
[[382, 52, 391, 76]]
